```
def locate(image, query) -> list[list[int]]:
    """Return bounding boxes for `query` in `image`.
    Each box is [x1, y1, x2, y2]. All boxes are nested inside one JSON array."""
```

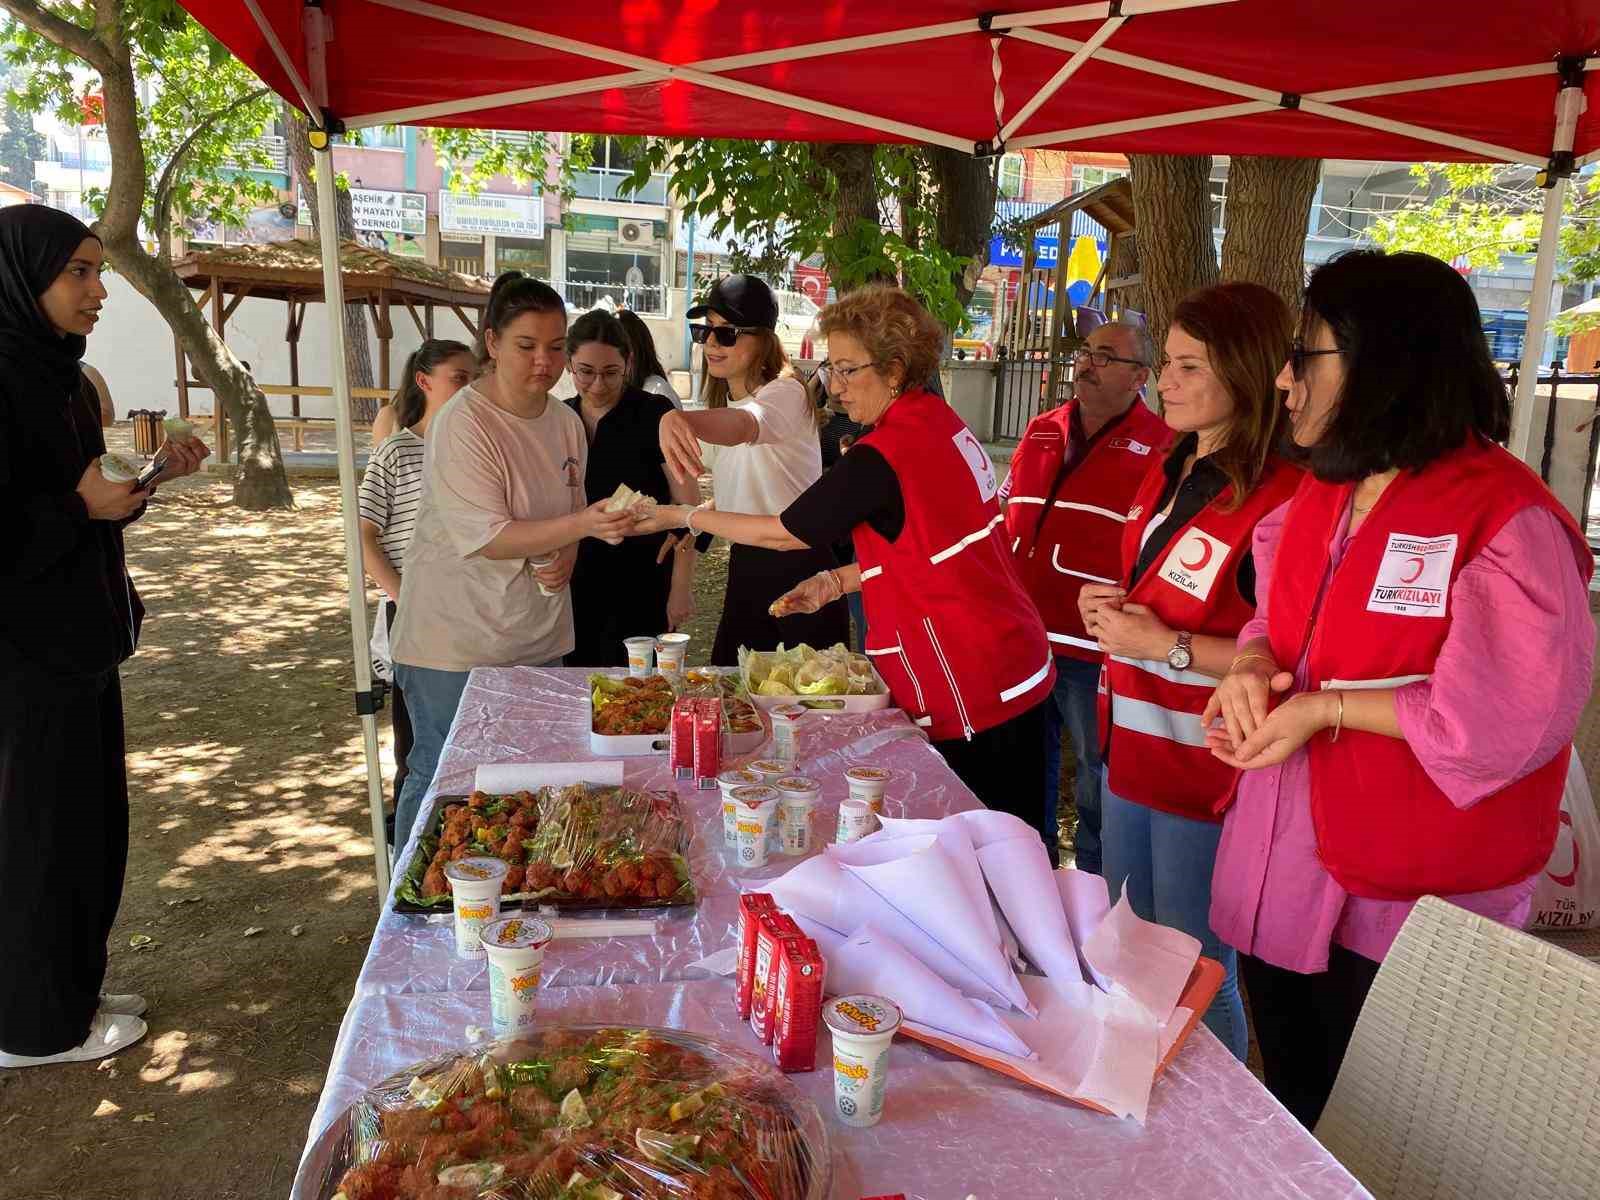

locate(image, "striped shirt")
[[358, 428, 426, 572]]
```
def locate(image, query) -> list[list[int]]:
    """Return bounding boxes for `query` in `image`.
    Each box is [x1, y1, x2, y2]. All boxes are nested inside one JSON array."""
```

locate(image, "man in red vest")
[[1002, 321, 1171, 872]]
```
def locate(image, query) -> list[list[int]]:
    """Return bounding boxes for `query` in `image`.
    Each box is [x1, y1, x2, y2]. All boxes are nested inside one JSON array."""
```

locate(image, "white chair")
[[1315, 895, 1600, 1200]]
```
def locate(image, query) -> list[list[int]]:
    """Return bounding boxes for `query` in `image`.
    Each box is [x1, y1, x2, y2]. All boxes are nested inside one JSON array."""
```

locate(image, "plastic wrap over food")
[[307, 1024, 829, 1200], [393, 784, 694, 912], [294, 985, 1371, 1200]]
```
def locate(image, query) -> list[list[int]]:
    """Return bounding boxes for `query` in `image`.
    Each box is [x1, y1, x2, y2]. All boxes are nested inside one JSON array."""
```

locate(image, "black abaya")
[[0, 206, 142, 1056]]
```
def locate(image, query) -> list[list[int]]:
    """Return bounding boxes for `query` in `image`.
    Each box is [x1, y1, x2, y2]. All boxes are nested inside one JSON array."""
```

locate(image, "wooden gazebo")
[[172, 239, 491, 457]]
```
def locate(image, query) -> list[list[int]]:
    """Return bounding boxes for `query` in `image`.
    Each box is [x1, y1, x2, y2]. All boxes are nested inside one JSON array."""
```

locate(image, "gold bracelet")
[[1329, 690, 1345, 743], [1229, 652, 1275, 674]]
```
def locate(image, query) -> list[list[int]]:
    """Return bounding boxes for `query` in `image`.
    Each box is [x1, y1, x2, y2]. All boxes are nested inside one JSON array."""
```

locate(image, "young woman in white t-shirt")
[[358, 338, 471, 829], [389, 275, 635, 843], [657, 274, 849, 663]]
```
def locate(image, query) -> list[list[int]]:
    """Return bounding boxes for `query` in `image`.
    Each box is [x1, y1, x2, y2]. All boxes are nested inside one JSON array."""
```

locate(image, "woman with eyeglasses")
[[1201, 251, 1593, 1127], [564, 309, 701, 666], [634, 285, 1057, 846], [656, 274, 848, 662], [1076, 282, 1302, 1061]]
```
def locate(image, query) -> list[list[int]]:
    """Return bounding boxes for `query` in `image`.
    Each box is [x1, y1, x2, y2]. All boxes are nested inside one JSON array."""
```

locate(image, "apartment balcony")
[[220, 135, 288, 174], [34, 158, 110, 191]]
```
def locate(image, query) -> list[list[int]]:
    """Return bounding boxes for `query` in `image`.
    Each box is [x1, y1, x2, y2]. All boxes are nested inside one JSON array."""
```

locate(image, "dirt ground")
[[0, 429, 1072, 1200]]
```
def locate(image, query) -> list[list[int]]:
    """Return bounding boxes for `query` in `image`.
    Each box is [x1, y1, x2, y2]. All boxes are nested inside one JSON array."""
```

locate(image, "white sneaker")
[[99, 992, 148, 1017], [0, 1013, 148, 1068]]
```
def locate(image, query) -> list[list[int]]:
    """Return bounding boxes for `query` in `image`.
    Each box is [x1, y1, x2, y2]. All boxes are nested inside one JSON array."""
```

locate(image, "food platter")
[[392, 785, 695, 915], [739, 645, 893, 714], [304, 1025, 832, 1200], [588, 670, 768, 757]]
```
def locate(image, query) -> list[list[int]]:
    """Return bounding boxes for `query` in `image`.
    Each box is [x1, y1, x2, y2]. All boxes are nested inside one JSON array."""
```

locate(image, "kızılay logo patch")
[[1156, 529, 1231, 603], [1366, 532, 1457, 618]]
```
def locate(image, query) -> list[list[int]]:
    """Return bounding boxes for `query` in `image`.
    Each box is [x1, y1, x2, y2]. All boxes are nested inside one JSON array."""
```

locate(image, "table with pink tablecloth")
[[291, 667, 1373, 1200]]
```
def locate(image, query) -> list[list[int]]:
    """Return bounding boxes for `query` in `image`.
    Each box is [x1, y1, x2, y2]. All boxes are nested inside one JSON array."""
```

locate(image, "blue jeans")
[[1043, 656, 1104, 873], [392, 664, 473, 856], [1100, 768, 1248, 1062]]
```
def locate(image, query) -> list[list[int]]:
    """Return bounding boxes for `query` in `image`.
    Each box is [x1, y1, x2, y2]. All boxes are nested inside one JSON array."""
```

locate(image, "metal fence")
[[992, 346, 1074, 440]]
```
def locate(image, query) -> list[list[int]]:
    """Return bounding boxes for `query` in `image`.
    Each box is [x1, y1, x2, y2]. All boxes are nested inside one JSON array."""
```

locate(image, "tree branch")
[[152, 84, 272, 256], [0, 0, 112, 72]]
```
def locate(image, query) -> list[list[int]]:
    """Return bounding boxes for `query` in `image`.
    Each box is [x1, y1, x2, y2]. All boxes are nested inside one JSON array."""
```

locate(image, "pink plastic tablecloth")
[[292, 667, 1372, 1200]]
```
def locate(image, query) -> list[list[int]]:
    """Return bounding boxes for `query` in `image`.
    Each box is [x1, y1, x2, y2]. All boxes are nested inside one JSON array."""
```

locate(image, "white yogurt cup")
[[480, 915, 554, 1038], [769, 704, 807, 765], [774, 776, 821, 856], [623, 637, 656, 676], [844, 766, 892, 814], [530, 552, 561, 598], [444, 856, 509, 957], [746, 758, 788, 784], [824, 994, 903, 1128], [835, 797, 877, 844], [732, 785, 780, 869], [718, 768, 761, 848], [655, 631, 691, 674]]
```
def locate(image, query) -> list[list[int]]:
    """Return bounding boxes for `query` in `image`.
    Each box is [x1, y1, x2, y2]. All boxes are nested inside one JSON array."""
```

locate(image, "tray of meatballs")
[[393, 783, 695, 915]]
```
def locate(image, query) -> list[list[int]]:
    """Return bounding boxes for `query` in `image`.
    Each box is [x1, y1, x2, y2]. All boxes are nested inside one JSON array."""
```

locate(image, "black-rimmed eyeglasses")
[[1073, 346, 1146, 369], [690, 322, 762, 347], [1289, 337, 1344, 380]]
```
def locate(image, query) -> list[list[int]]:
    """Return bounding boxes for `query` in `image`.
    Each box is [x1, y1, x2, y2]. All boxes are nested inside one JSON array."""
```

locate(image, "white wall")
[[89, 273, 478, 420]]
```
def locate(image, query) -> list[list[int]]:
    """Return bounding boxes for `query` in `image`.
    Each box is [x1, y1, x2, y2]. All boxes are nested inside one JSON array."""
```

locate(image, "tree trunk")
[[1128, 154, 1219, 355], [927, 147, 998, 312], [285, 101, 378, 422], [812, 142, 894, 292], [1219, 156, 1322, 313], [87, 13, 291, 509]]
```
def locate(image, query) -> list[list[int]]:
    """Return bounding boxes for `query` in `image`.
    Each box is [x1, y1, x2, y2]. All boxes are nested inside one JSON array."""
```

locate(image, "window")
[[565, 220, 667, 314], [998, 153, 1026, 200], [338, 127, 405, 150], [1074, 165, 1127, 192], [442, 236, 485, 276], [495, 235, 551, 278]]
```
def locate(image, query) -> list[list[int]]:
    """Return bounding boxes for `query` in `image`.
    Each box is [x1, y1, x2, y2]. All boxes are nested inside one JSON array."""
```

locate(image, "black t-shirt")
[[1130, 432, 1257, 605], [568, 388, 676, 508], [780, 444, 906, 550]]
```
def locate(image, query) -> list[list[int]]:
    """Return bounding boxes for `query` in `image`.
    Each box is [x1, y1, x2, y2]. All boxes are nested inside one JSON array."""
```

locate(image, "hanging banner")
[[439, 190, 545, 238], [296, 186, 427, 235], [989, 233, 1059, 270]]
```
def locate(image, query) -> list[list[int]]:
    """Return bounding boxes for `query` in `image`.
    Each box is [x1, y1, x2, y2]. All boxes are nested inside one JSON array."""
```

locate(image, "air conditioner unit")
[[617, 219, 655, 247]]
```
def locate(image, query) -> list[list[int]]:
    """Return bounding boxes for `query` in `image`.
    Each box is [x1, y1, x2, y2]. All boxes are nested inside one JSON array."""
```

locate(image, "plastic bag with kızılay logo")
[[1526, 752, 1600, 932]]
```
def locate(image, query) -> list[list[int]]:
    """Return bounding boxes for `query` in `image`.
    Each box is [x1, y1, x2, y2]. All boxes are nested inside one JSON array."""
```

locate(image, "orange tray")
[[896, 956, 1225, 1116]]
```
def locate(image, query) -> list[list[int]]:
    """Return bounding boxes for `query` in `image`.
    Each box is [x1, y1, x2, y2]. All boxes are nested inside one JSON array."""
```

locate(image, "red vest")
[[855, 390, 1055, 742], [1004, 400, 1173, 662], [1266, 436, 1592, 900], [1099, 456, 1302, 821]]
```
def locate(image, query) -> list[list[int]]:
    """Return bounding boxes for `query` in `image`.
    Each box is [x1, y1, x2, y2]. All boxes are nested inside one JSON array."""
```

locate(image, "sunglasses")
[[1289, 337, 1344, 381], [689, 322, 762, 347]]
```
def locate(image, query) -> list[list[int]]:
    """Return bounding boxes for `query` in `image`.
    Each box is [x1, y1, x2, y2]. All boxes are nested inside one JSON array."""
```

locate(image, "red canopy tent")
[[178, 0, 1600, 895]]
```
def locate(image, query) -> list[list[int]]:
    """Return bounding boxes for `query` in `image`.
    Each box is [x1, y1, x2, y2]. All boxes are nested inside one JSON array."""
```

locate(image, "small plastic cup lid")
[[774, 775, 820, 795], [732, 785, 779, 809], [845, 766, 891, 784], [771, 704, 807, 721], [748, 759, 786, 775], [718, 768, 760, 789], [444, 856, 509, 884], [480, 915, 553, 951], [657, 632, 691, 646], [824, 994, 903, 1039], [624, 637, 655, 647], [99, 452, 140, 483]]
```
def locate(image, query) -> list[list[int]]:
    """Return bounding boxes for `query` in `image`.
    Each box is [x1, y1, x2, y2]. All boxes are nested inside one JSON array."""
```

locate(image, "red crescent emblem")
[[1547, 808, 1578, 888], [1400, 556, 1426, 584], [1180, 536, 1214, 572]]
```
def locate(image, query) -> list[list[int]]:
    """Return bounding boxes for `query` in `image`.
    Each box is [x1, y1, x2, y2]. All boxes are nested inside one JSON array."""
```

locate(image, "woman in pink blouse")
[[1202, 250, 1594, 1129]]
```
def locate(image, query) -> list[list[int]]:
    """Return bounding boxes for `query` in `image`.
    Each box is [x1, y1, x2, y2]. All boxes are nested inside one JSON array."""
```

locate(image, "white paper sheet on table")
[[474, 761, 625, 792], [1083, 894, 1201, 1023]]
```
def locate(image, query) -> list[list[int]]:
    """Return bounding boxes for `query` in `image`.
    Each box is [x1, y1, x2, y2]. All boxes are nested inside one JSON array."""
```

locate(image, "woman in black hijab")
[[0, 206, 208, 1068]]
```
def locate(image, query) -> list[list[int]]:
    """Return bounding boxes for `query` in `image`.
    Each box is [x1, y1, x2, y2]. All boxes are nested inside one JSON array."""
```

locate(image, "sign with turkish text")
[[439, 190, 544, 238], [296, 186, 426, 235]]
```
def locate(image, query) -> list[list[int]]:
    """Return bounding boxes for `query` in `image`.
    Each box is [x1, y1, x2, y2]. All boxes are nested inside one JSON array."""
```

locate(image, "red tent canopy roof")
[[183, 1, 1600, 164]]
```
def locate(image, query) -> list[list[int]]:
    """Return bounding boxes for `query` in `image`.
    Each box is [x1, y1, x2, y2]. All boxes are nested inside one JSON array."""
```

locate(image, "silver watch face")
[[1167, 644, 1193, 671]]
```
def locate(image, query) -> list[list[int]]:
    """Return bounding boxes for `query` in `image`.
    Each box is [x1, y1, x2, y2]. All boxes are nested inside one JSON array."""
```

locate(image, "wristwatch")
[[1167, 631, 1194, 671]]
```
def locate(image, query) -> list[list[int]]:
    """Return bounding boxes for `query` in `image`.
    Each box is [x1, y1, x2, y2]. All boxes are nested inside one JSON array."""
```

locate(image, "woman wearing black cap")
[[659, 273, 849, 662], [0, 206, 209, 1067]]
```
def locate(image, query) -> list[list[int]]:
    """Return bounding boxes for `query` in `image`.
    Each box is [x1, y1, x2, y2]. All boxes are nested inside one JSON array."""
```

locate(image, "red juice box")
[[736, 893, 777, 1019], [773, 936, 826, 1072], [693, 697, 722, 790], [750, 912, 802, 1044], [669, 698, 696, 780]]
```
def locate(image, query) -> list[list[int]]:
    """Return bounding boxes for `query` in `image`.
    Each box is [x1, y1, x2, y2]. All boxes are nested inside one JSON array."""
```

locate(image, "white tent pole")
[[1509, 74, 1589, 462], [1000, 15, 1124, 143], [312, 139, 393, 902]]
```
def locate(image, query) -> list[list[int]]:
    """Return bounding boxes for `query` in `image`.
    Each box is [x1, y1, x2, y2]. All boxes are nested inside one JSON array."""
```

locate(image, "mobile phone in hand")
[[135, 455, 168, 491]]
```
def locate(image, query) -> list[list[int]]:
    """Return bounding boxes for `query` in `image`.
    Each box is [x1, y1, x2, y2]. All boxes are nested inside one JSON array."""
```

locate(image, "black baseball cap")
[[686, 274, 779, 330]]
